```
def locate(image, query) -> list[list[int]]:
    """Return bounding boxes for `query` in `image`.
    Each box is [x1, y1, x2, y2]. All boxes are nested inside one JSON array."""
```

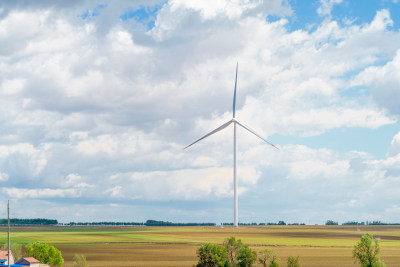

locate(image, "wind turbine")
[[184, 63, 278, 228]]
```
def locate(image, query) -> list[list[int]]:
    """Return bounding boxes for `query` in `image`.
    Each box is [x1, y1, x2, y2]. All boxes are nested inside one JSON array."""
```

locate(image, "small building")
[[0, 250, 14, 265]]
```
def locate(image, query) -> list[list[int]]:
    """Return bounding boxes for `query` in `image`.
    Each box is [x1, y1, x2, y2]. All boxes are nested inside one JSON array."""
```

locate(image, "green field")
[[1, 225, 400, 266]]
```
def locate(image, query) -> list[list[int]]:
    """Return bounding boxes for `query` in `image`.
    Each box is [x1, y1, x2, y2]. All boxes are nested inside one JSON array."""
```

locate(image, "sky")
[[1, 0, 400, 225]]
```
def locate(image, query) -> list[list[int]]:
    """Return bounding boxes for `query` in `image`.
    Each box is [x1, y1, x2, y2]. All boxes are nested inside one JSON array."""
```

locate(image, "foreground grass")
[[1, 225, 400, 266]]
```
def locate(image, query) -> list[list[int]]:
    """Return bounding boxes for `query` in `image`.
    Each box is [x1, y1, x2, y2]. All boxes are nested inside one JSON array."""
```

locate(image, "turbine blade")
[[184, 120, 233, 149], [233, 62, 238, 118], [234, 120, 279, 150]]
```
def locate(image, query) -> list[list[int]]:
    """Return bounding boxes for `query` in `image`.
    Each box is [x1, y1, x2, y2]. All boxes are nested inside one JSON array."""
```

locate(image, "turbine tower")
[[185, 63, 278, 227]]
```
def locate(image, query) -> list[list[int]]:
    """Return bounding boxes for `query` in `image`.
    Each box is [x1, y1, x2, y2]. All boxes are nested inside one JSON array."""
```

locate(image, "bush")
[[196, 243, 227, 267], [237, 245, 256, 267], [287, 256, 300, 267], [26, 242, 63, 267]]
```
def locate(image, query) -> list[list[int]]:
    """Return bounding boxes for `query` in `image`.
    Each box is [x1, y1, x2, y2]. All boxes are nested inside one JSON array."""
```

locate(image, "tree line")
[[326, 220, 400, 226], [65, 220, 216, 226], [0, 218, 58, 225]]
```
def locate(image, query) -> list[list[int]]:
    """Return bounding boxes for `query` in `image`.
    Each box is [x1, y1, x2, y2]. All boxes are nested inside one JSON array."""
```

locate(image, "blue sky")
[[0, 0, 400, 225]]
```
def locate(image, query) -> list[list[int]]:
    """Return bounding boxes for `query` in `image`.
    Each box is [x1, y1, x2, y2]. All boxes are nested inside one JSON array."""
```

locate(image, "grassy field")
[[1, 225, 400, 266]]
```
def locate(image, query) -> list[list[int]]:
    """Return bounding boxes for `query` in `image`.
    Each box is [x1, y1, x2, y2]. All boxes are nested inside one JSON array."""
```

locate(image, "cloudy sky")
[[1, 0, 400, 225]]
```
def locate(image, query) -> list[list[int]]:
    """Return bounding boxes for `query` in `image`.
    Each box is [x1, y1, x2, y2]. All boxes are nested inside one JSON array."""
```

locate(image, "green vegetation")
[[352, 233, 385, 267], [1, 225, 400, 266], [196, 243, 226, 267], [236, 244, 257, 266], [66, 220, 215, 226], [26, 242, 64, 267], [0, 218, 58, 225], [73, 254, 89, 267], [258, 249, 278, 267], [287, 256, 300, 267], [196, 237, 257, 267], [325, 220, 338, 225]]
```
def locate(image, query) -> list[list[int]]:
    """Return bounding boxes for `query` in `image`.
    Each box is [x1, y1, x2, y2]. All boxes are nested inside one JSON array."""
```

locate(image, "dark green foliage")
[[196, 243, 227, 267], [269, 260, 280, 267], [0, 218, 58, 225], [342, 221, 365, 226], [352, 233, 385, 267], [325, 220, 338, 225], [236, 245, 257, 267], [145, 220, 215, 226], [66, 220, 215, 226], [196, 237, 257, 267], [287, 256, 300, 267], [26, 242, 64, 267], [223, 237, 243, 266]]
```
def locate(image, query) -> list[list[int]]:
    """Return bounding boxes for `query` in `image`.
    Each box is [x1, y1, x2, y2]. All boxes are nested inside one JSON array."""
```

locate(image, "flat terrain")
[[1, 225, 400, 266]]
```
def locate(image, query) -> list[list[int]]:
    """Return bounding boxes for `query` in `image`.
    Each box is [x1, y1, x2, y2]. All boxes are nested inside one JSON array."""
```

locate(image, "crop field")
[[1, 225, 400, 266]]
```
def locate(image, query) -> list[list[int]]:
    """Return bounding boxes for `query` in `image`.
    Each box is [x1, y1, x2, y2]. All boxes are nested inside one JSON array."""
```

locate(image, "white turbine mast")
[[185, 63, 278, 228]]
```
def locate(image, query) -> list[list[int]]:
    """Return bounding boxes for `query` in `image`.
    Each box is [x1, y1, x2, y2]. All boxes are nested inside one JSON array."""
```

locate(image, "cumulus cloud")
[[106, 166, 260, 201], [0, 0, 400, 223], [354, 49, 400, 117]]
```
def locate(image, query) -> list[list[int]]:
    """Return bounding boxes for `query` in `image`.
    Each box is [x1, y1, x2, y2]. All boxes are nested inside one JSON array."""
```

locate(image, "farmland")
[[1, 225, 400, 266]]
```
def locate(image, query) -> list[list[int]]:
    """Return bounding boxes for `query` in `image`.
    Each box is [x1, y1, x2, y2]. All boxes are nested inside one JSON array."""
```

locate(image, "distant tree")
[[73, 254, 89, 267], [26, 242, 63, 267], [287, 256, 300, 267], [196, 243, 227, 267], [236, 245, 256, 267], [325, 220, 338, 225], [352, 233, 385, 267], [223, 237, 243, 266]]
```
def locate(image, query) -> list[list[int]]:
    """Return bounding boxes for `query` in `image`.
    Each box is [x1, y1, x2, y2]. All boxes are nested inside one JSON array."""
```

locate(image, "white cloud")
[[1, 79, 25, 95], [107, 166, 260, 201], [0, 173, 9, 182], [0, 1, 400, 223], [2, 188, 81, 199], [354, 49, 400, 117], [317, 0, 343, 17], [388, 132, 400, 156], [288, 159, 349, 180]]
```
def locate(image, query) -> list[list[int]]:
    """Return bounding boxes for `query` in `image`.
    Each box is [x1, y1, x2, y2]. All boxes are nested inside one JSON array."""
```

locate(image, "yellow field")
[[1, 225, 400, 266]]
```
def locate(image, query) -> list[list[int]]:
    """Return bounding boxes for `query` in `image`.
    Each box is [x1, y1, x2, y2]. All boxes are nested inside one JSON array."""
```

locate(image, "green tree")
[[26, 242, 64, 267], [196, 243, 227, 267], [258, 249, 275, 267], [236, 245, 256, 267], [269, 259, 280, 267], [352, 233, 385, 267], [223, 237, 243, 266], [287, 256, 300, 267], [73, 254, 89, 267]]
